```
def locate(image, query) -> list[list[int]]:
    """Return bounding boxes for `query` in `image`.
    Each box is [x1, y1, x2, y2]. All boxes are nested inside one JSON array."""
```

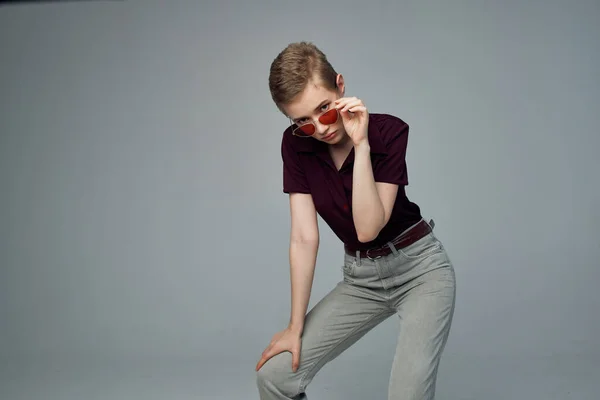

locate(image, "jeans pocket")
[[398, 233, 443, 260], [341, 254, 357, 282], [342, 259, 356, 275]]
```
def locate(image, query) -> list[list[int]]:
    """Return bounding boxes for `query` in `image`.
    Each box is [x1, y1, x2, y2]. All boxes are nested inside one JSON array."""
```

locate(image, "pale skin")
[[255, 73, 399, 372]]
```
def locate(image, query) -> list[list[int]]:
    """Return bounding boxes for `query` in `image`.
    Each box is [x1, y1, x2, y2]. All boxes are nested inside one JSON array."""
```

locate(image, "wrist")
[[354, 140, 370, 153], [288, 323, 303, 335]]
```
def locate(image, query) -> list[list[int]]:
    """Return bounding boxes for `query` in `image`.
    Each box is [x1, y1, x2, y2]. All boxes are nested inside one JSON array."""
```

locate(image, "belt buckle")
[[365, 248, 382, 260]]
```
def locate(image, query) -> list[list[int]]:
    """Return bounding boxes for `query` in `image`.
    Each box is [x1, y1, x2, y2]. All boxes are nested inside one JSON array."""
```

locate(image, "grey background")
[[1, 0, 598, 399]]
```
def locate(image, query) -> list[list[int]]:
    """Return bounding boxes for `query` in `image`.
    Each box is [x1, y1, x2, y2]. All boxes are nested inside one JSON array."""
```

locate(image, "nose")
[[313, 120, 329, 135]]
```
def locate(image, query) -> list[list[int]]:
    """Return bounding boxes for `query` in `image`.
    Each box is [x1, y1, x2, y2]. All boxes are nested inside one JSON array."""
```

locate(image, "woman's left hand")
[[334, 97, 369, 147]]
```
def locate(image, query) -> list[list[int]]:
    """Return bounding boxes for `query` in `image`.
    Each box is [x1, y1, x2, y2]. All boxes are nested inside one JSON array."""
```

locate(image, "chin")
[[330, 135, 344, 144], [332, 132, 350, 145]]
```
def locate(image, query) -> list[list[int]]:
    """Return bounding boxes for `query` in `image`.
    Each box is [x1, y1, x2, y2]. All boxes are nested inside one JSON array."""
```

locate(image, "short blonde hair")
[[268, 42, 338, 115]]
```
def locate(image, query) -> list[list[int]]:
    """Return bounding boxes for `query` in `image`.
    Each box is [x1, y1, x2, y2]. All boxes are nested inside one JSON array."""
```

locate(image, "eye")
[[321, 103, 329, 111], [296, 118, 308, 125]]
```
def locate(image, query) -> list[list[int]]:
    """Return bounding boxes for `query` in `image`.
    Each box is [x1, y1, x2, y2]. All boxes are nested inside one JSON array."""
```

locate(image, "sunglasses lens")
[[319, 109, 338, 125], [292, 108, 338, 136], [297, 124, 316, 135]]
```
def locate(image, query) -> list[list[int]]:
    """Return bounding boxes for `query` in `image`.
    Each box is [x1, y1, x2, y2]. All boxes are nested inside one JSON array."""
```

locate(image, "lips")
[[322, 131, 337, 141]]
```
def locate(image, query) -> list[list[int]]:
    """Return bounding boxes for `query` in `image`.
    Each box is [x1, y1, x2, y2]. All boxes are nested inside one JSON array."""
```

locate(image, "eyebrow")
[[292, 99, 330, 122]]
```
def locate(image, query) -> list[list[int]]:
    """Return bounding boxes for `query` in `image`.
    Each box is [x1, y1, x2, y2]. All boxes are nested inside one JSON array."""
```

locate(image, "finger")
[[256, 345, 272, 371], [336, 97, 358, 107], [340, 108, 365, 122], [291, 349, 300, 372], [262, 343, 276, 359], [256, 356, 267, 371], [341, 100, 363, 113], [256, 350, 272, 371], [346, 105, 367, 114], [256, 345, 283, 371], [340, 103, 362, 116], [334, 97, 353, 104], [334, 97, 356, 109], [260, 344, 273, 359]]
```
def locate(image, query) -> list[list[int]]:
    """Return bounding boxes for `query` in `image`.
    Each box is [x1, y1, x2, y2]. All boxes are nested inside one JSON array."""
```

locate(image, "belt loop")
[[355, 250, 362, 266], [386, 241, 399, 257]]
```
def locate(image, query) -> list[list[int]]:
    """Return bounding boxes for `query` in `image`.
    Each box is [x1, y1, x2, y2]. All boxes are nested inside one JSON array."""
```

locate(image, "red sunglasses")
[[291, 108, 339, 137]]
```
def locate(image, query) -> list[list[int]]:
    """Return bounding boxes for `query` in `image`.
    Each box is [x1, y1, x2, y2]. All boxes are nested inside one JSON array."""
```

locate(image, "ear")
[[336, 74, 345, 96]]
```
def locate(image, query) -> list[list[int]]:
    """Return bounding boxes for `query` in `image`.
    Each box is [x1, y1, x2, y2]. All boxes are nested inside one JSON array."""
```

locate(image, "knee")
[[256, 352, 300, 397], [389, 360, 438, 400]]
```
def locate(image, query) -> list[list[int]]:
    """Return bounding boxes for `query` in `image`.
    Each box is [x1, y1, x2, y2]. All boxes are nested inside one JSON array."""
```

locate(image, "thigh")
[[388, 265, 456, 400], [260, 281, 394, 394]]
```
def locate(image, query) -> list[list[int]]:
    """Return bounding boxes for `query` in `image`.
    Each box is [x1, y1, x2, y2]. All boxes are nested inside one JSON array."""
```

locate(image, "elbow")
[[356, 220, 385, 243], [356, 230, 378, 243], [355, 211, 387, 243]]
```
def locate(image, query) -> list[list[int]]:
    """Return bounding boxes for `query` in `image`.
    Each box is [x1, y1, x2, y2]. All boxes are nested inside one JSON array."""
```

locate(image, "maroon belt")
[[345, 219, 434, 260]]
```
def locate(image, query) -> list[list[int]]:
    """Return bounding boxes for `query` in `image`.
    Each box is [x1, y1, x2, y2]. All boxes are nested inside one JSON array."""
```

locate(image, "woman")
[[256, 42, 456, 400]]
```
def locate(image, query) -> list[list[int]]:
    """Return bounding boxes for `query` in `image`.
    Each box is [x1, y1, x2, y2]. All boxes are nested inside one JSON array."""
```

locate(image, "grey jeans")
[[256, 219, 456, 400]]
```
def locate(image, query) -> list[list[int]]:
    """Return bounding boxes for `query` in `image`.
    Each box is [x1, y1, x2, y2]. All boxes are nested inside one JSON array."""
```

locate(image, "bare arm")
[[287, 192, 319, 334], [351, 142, 398, 242], [255, 192, 318, 372]]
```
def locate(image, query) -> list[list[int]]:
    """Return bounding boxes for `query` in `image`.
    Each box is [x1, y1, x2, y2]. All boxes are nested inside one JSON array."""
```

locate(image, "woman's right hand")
[[255, 326, 302, 372]]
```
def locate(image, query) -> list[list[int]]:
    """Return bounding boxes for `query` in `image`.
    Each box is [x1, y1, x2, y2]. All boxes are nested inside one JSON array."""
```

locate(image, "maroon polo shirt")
[[281, 113, 423, 251]]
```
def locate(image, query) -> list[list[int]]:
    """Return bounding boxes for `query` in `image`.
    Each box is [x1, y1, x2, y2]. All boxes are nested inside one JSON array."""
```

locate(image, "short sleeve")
[[373, 119, 409, 186], [281, 132, 311, 194]]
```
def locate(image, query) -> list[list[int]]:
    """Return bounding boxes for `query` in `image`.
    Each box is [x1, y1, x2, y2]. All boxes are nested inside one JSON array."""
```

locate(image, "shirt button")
[[343, 204, 349, 211]]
